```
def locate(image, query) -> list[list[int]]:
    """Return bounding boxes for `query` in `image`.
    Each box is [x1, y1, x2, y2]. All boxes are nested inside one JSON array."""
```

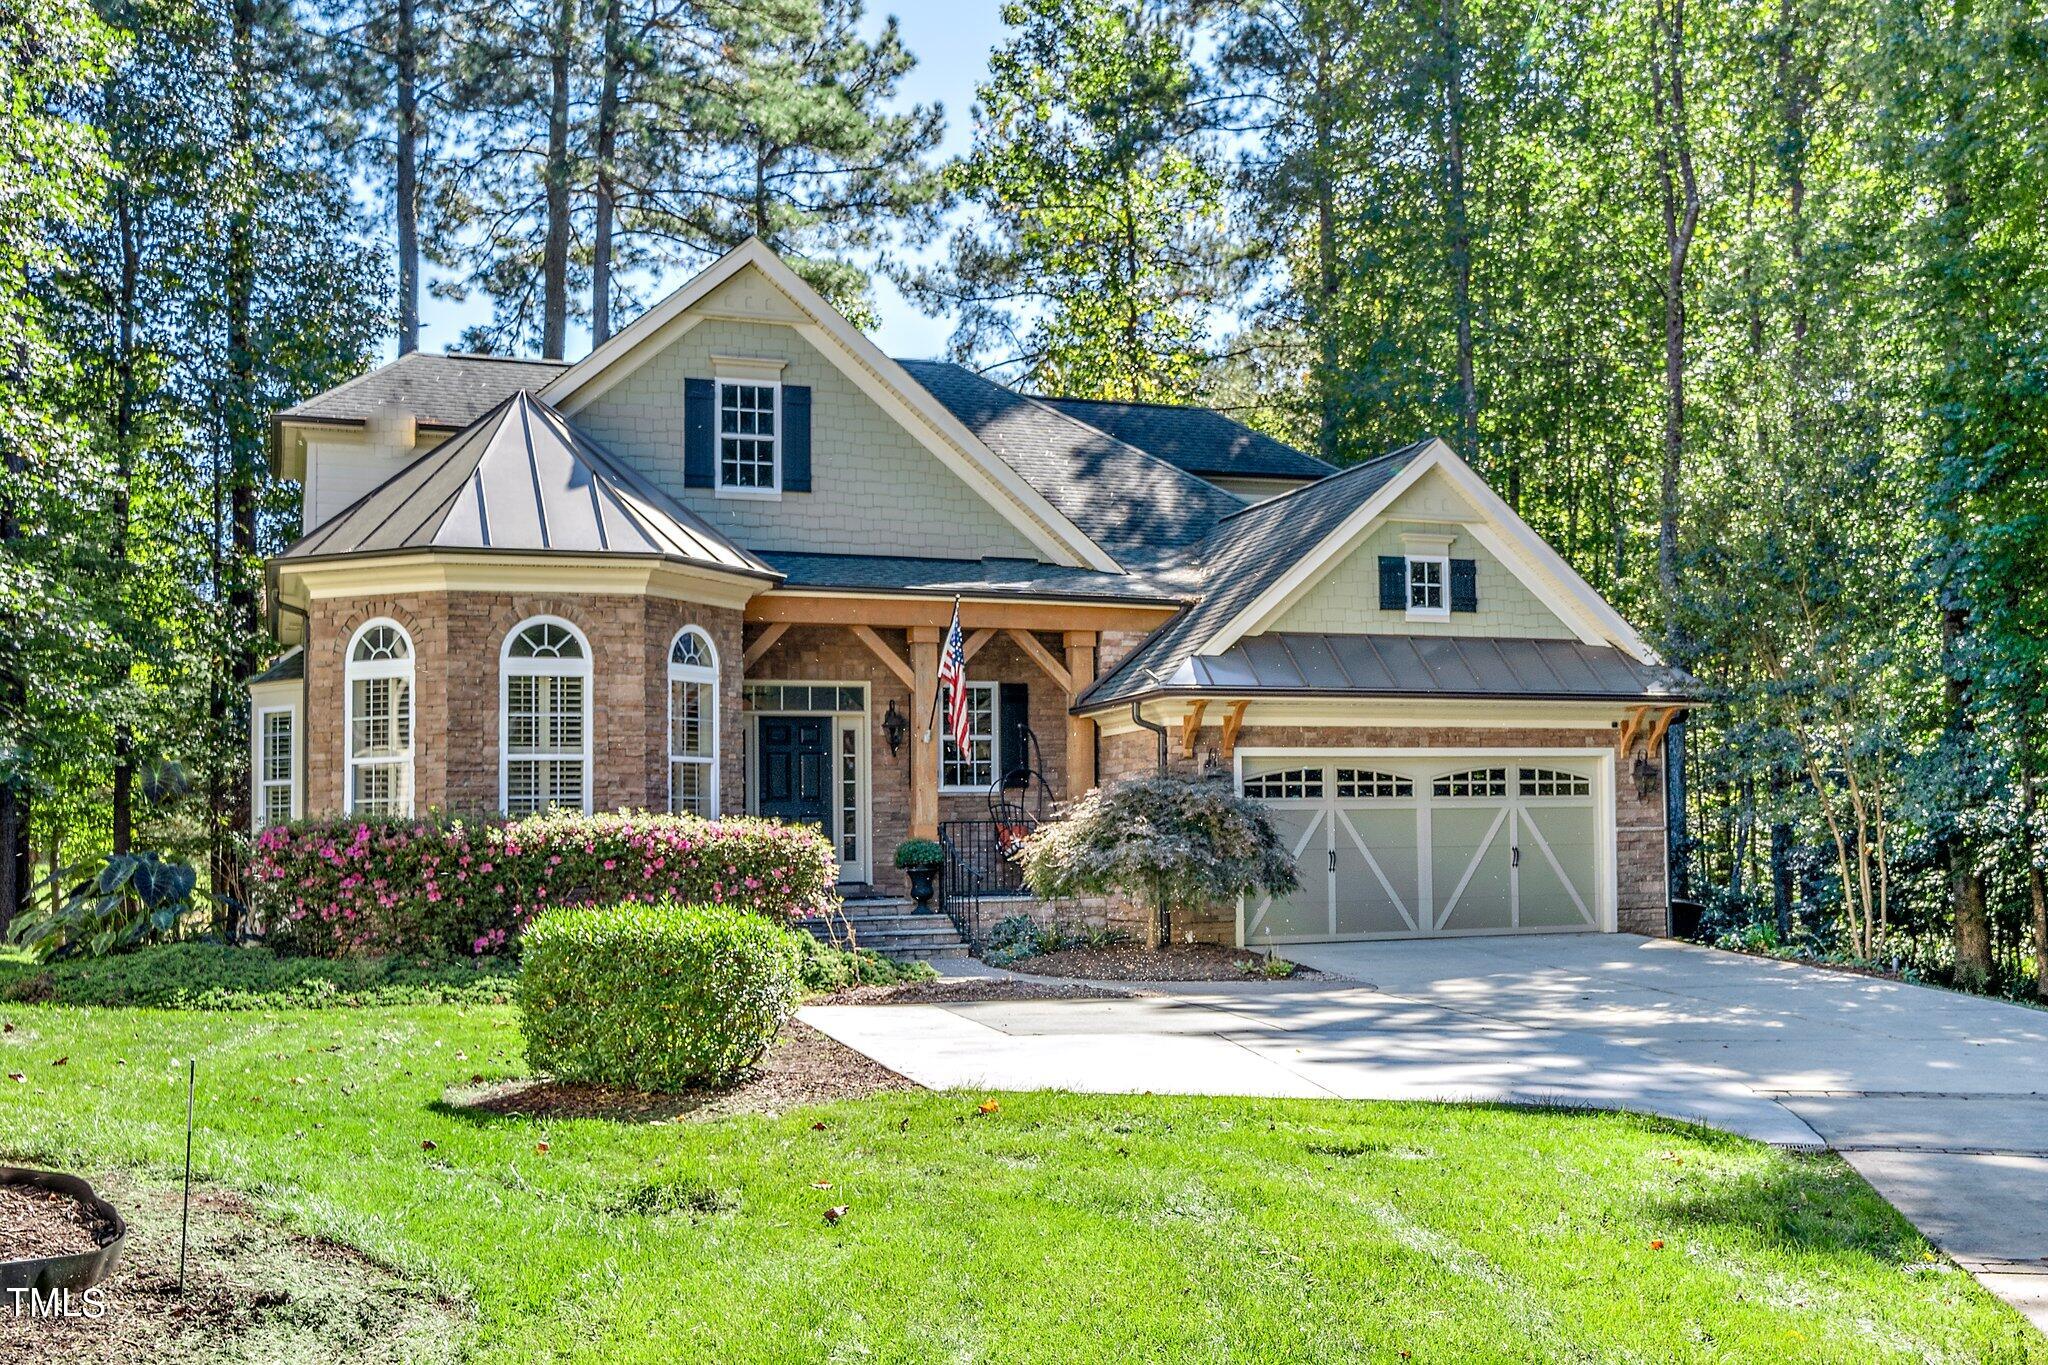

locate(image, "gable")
[[571, 313, 1043, 561], [1267, 467, 1577, 640]]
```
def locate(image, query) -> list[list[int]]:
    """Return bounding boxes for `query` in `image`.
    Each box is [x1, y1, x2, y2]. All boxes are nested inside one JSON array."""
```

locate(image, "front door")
[[758, 717, 831, 833]]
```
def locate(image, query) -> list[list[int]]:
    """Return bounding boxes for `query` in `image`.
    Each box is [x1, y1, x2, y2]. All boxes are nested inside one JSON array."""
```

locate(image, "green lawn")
[[2, 1000, 2039, 1363]]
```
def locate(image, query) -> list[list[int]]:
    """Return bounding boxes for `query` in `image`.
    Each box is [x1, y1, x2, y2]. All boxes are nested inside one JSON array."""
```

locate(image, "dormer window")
[[717, 380, 779, 495]]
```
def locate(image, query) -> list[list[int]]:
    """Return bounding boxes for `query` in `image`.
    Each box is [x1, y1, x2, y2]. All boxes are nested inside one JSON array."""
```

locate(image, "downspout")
[[280, 598, 311, 813], [1129, 699, 1171, 946]]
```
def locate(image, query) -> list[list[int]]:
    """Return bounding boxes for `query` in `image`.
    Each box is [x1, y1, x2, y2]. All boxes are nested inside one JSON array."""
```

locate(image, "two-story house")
[[249, 238, 1693, 946]]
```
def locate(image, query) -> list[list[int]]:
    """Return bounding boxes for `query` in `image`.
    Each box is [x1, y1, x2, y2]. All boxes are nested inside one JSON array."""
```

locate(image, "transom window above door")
[[1433, 767, 1507, 798], [1243, 767, 1325, 800], [1335, 768, 1412, 800], [718, 381, 778, 494]]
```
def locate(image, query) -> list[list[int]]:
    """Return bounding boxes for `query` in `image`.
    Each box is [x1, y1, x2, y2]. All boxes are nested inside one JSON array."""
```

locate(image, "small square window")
[[1407, 556, 1448, 617], [717, 382, 778, 493]]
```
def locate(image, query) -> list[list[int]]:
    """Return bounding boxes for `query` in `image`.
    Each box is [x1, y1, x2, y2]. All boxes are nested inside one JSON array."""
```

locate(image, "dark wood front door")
[[758, 716, 831, 833]]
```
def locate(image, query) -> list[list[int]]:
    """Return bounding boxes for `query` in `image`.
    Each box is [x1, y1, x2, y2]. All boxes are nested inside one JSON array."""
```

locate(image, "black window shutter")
[[998, 682, 1030, 784], [781, 385, 811, 491], [1378, 556, 1406, 610], [1450, 558, 1478, 613], [683, 378, 715, 488]]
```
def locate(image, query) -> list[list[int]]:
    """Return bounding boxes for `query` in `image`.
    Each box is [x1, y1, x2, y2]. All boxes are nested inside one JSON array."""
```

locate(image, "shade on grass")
[[0, 1002, 2038, 1363]]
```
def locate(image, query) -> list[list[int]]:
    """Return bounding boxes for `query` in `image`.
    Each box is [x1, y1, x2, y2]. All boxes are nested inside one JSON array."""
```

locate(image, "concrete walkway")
[[802, 933, 2048, 1331]]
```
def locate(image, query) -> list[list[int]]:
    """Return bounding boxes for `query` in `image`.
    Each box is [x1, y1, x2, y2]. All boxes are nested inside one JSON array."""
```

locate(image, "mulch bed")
[[827, 978, 1128, 1005], [1006, 943, 1324, 982], [0, 1173, 458, 1364], [0, 1184, 115, 1261], [443, 1020, 918, 1124]]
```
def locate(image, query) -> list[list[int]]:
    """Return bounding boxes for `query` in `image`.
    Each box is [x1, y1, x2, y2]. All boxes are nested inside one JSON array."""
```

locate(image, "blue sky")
[[410, 0, 1006, 364]]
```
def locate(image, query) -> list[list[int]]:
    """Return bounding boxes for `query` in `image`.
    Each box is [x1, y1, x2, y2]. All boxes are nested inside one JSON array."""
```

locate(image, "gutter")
[[1128, 701, 1169, 773], [1072, 687, 1706, 717]]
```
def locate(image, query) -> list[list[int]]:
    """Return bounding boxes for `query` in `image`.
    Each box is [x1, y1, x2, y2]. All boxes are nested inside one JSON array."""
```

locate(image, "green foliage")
[[0, 942, 517, 1009], [515, 901, 801, 1091], [1020, 776, 1296, 943], [790, 930, 937, 994], [8, 851, 200, 959], [978, 911, 1130, 965], [892, 838, 946, 870]]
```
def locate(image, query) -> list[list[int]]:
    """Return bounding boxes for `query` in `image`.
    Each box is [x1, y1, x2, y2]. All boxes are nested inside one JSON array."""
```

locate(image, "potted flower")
[[893, 838, 947, 912]]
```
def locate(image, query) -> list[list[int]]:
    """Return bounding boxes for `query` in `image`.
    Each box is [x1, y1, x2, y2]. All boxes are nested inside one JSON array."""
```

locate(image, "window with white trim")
[[668, 626, 718, 817], [346, 621, 413, 815], [1519, 767, 1591, 798], [1433, 767, 1507, 798], [717, 380, 778, 493], [1335, 768, 1412, 799], [501, 618, 591, 815], [1406, 555, 1448, 617], [257, 707, 297, 827], [1243, 767, 1325, 800], [939, 681, 996, 792]]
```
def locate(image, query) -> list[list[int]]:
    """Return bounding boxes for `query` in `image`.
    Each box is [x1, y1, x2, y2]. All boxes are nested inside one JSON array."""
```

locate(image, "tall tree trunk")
[[0, 342, 28, 930], [1440, 0, 1477, 464], [395, 0, 421, 355], [2022, 761, 2047, 1002], [1942, 604, 1992, 987], [1649, 0, 1699, 645], [111, 178, 139, 854], [540, 0, 574, 359], [590, 0, 622, 344]]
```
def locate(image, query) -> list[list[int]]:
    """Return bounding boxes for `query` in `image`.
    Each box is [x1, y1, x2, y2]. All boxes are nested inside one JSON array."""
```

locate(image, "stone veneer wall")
[[303, 591, 744, 817], [743, 623, 1074, 890], [1099, 722, 1669, 939]]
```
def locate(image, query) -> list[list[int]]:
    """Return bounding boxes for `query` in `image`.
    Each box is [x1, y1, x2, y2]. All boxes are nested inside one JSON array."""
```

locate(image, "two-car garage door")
[[1237, 753, 1611, 943]]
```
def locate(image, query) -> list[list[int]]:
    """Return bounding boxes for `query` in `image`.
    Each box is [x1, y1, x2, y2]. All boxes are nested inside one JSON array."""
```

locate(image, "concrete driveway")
[[802, 933, 2048, 1330]]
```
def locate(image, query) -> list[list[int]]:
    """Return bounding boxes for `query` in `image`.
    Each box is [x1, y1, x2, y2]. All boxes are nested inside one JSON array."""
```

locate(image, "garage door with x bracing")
[[1239, 756, 1604, 943]]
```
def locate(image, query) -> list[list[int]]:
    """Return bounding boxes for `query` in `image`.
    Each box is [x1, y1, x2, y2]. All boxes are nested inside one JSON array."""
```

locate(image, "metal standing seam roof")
[[1184, 633, 1693, 701], [278, 391, 778, 580], [1077, 441, 1432, 708], [1030, 396, 1335, 483], [279, 352, 568, 428], [895, 360, 1247, 569]]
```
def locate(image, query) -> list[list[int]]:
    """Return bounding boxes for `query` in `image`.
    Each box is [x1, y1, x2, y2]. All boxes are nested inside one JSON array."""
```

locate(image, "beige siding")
[[572, 316, 1041, 559], [1205, 475, 1310, 503], [1269, 467, 1577, 639], [303, 431, 441, 532]]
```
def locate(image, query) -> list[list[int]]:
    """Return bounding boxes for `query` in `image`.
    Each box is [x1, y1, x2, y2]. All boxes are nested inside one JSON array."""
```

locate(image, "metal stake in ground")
[[178, 1057, 194, 1293]]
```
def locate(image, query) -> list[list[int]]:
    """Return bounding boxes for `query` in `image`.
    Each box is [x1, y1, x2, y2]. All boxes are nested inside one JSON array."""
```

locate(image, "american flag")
[[936, 598, 970, 756]]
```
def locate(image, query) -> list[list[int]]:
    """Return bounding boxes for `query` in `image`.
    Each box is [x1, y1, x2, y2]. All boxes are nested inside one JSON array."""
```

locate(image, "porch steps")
[[801, 898, 970, 961]]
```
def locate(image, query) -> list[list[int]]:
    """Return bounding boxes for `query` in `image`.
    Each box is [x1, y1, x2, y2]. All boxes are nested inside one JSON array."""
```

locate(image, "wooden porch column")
[[909, 625, 941, 840], [1063, 630, 1097, 804]]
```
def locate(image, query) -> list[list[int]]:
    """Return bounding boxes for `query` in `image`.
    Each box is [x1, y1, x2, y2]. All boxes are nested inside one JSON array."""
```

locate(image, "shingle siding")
[[573, 319, 1042, 560]]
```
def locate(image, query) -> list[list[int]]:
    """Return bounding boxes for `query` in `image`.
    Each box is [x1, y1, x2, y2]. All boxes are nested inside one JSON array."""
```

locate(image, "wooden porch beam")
[[1218, 699, 1250, 760], [741, 622, 789, 669], [1004, 628, 1071, 693], [1646, 705, 1682, 755], [1617, 705, 1651, 757], [908, 626, 941, 840], [1179, 700, 1210, 758], [1064, 630, 1097, 804], [962, 628, 996, 663], [849, 624, 915, 691], [746, 592, 1177, 635]]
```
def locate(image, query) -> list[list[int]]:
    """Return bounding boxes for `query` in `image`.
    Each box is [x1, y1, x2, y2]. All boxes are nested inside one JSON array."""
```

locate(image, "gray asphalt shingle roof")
[[1078, 442, 1432, 707], [896, 360, 1246, 569], [280, 392, 776, 580], [1031, 397, 1334, 482], [280, 352, 567, 428], [761, 552, 1185, 605], [1178, 633, 1692, 702]]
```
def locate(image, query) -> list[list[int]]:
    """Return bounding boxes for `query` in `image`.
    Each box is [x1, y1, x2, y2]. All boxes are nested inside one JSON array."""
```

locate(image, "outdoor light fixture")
[[882, 699, 908, 756], [1633, 753, 1660, 801]]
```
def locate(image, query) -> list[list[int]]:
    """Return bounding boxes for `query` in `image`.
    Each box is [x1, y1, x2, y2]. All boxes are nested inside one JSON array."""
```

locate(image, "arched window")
[[346, 620, 413, 815], [667, 626, 719, 816], [500, 617, 592, 815]]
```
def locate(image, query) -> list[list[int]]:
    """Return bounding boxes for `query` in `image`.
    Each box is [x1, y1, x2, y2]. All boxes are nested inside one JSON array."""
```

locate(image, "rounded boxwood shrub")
[[515, 900, 800, 1091]]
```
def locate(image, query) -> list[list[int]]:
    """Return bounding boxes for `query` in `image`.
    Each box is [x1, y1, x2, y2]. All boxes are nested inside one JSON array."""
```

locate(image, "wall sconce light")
[[1633, 754, 1660, 801], [882, 699, 908, 757]]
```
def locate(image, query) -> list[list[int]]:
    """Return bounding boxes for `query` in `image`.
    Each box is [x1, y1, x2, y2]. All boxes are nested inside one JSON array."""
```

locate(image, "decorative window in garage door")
[[1335, 769, 1413, 799], [1243, 767, 1325, 799], [1433, 767, 1507, 798], [1519, 767, 1591, 798]]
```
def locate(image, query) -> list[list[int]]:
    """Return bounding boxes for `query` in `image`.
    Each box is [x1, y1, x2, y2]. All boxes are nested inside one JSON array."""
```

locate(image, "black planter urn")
[[906, 866, 938, 912]]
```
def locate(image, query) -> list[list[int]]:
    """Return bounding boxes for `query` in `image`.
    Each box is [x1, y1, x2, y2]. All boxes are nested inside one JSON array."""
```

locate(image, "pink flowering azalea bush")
[[249, 810, 838, 958]]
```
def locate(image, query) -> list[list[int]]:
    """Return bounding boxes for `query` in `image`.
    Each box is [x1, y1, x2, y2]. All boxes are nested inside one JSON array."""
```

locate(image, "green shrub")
[[516, 901, 800, 1091], [0, 943, 517, 1009], [250, 810, 838, 959], [790, 930, 937, 994], [892, 838, 946, 870]]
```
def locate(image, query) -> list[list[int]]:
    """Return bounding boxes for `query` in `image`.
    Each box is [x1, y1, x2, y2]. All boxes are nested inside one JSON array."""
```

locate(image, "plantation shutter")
[[781, 385, 812, 491], [1378, 556, 1406, 610], [998, 682, 1030, 784], [1450, 559, 1478, 613], [683, 378, 715, 488]]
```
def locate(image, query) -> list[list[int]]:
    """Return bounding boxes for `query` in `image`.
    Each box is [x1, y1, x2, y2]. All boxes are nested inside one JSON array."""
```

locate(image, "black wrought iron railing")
[[938, 819, 1030, 947]]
